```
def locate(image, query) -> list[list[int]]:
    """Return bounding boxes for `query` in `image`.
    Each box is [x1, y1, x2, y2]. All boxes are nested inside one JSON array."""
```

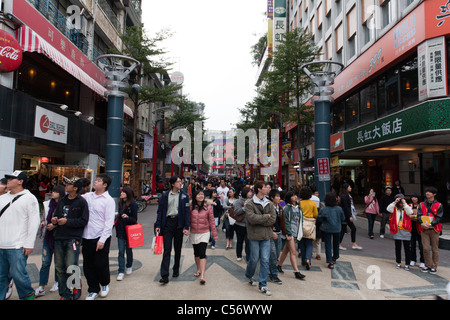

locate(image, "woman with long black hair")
[[189, 189, 218, 285], [116, 187, 138, 281], [339, 183, 363, 251]]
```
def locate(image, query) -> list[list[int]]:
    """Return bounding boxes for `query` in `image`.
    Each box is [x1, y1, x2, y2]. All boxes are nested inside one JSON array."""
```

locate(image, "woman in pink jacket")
[[365, 188, 380, 239], [189, 190, 218, 284]]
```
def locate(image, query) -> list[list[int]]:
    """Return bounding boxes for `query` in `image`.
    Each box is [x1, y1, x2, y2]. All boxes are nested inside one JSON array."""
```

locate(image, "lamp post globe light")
[[95, 54, 140, 205], [301, 61, 343, 201]]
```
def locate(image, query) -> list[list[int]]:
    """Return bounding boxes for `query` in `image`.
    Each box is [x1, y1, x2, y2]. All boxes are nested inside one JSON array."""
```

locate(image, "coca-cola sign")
[[0, 30, 23, 73]]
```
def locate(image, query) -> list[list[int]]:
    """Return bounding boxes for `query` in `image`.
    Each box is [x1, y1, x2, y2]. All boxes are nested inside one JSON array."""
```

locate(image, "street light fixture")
[[95, 54, 140, 204], [301, 60, 343, 201]]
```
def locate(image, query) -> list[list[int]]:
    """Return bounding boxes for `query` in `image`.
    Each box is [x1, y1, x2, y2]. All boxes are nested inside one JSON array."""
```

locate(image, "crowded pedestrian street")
[[1, 0, 450, 309], [7, 201, 449, 301]]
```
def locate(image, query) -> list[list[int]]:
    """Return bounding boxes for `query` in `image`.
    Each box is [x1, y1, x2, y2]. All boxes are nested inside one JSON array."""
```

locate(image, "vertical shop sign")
[[418, 36, 447, 101], [273, 0, 287, 53], [317, 158, 330, 182]]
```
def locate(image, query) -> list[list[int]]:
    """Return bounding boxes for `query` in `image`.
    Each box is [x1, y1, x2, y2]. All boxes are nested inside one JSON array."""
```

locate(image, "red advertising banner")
[[12, 0, 105, 86]]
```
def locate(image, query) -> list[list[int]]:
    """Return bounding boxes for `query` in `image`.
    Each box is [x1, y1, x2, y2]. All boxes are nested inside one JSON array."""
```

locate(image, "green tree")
[[167, 98, 210, 173], [113, 25, 183, 192], [241, 27, 320, 185]]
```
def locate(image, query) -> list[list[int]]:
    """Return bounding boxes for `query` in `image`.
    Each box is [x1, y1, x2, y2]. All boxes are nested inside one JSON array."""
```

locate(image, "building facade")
[[285, 0, 449, 218]]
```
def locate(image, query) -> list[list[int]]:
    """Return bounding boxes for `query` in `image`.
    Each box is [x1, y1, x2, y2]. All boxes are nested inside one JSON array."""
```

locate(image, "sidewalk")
[[353, 202, 450, 250], [6, 202, 449, 301]]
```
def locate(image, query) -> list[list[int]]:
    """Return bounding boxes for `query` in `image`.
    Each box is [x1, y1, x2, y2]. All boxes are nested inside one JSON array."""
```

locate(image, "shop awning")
[[124, 104, 134, 118], [18, 25, 107, 98]]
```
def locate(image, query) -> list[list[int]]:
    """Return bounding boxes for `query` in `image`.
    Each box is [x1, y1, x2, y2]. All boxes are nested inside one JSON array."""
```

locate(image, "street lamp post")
[[301, 61, 343, 201], [95, 54, 140, 206]]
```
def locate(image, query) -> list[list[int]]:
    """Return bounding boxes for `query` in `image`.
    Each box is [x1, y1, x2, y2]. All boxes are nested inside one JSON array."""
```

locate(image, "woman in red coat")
[[189, 190, 218, 284]]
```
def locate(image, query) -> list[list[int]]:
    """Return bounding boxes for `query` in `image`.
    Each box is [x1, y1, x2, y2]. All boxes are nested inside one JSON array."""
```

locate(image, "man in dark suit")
[[155, 175, 190, 284]]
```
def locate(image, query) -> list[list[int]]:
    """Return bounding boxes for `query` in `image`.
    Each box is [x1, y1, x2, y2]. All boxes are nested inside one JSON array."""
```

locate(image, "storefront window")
[[332, 101, 345, 133], [385, 68, 400, 114], [345, 92, 359, 129], [360, 82, 377, 123], [400, 55, 418, 108], [377, 76, 386, 116]]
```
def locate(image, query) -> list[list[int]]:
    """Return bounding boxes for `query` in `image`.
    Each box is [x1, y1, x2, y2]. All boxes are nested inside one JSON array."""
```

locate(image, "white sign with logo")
[[34, 105, 68, 144], [418, 36, 447, 101]]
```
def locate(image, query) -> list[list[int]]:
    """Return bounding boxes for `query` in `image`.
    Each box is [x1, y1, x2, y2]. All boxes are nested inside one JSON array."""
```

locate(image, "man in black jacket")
[[155, 176, 190, 284], [379, 187, 394, 238], [48, 177, 89, 300]]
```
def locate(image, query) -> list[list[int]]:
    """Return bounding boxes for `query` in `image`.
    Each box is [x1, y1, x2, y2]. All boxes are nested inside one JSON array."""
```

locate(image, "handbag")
[[152, 233, 163, 255], [302, 217, 316, 240], [126, 224, 145, 248], [228, 205, 244, 222]]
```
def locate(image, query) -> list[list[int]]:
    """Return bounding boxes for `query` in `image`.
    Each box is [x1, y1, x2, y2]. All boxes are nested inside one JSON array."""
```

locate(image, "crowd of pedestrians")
[[0, 170, 446, 299], [154, 175, 446, 296]]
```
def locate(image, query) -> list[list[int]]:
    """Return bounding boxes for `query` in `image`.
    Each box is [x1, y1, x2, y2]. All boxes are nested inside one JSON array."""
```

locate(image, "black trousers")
[[395, 239, 411, 265], [82, 237, 111, 293], [160, 216, 184, 278]]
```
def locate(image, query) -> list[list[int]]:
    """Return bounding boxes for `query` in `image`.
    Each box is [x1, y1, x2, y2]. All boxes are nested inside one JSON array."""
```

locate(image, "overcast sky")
[[142, 0, 268, 131]]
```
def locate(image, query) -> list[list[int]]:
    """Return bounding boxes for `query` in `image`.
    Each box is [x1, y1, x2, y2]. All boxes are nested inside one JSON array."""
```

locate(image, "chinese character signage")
[[344, 99, 450, 150], [273, 0, 287, 53], [418, 36, 447, 101], [317, 158, 330, 182]]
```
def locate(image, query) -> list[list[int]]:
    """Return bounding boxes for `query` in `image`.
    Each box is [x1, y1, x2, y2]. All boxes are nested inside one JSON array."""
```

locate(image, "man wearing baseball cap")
[[48, 176, 89, 300], [0, 170, 40, 300]]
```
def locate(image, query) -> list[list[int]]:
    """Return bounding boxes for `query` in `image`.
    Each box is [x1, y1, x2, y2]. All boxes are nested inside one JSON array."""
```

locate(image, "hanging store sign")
[[0, 30, 23, 73], [273, 0, 287, 53], [34, 106, 68, 145], [418, 36, 447, 101]]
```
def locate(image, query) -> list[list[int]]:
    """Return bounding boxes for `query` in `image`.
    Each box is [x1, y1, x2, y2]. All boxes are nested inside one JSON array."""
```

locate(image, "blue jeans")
[[0, 248, 34, 300], [298, 238, 313, 265], [38, 238, 57, 286], [117, 238, 133, 273], [322, 232, 340, 263], [245, 239, 270, 288], [54, 239, 81, 299], [269, 232, 282, 277]]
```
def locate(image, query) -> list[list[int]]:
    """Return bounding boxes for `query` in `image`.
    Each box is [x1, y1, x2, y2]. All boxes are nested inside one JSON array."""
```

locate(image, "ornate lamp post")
[[301, 61, 343, 201], [96, 54, 140, 205]]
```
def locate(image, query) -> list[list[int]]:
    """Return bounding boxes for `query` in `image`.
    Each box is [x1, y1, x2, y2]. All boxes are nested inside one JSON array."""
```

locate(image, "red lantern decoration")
[[0, 30, 23, 73]]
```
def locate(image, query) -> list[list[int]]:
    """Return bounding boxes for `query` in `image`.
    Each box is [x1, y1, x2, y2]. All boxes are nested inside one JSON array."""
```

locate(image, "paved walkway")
[[9, 202, 450, 300]]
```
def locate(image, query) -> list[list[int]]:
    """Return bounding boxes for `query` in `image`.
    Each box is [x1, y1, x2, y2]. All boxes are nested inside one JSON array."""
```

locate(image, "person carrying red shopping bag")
[[155, 176, 190, 285]]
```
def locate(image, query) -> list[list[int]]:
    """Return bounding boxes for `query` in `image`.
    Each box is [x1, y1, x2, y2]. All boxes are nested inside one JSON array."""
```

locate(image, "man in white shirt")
[[81, 173, 115, 300], [217, 178, 229, 199], [0, 171, 40, 300]]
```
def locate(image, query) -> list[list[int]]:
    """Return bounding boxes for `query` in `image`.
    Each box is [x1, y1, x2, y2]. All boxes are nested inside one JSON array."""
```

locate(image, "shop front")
[[0, 86, 106, 199], [343, 98, 450, 220]]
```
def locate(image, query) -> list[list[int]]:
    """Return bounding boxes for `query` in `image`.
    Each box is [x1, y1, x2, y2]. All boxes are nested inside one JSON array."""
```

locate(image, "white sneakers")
[[100, 285, 109, 297], [49, 282, 59, 292], [35, 286, 46, 297], [117, 268, 133, 281], [85, 285, 109, 300]]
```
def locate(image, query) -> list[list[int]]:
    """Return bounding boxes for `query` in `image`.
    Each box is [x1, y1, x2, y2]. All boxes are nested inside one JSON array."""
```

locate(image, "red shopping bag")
[[153, 233, 163, 255], [126, 224, 145, 248]]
